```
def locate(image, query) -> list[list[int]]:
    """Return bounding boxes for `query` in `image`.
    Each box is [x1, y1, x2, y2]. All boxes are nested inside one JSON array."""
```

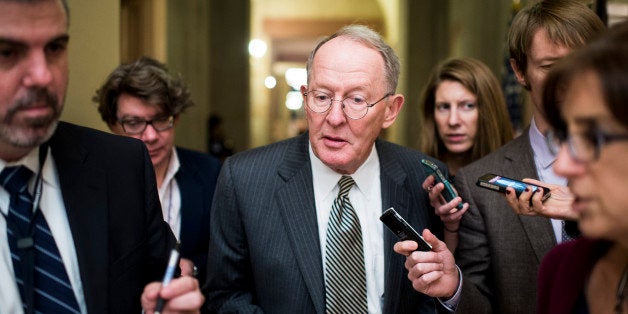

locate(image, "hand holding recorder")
[[503, 178, 577, 220], [421, 159, 463, 210], [382, 208, 460, 298], [380, 207, 432, 251], [392, 228, 460, 298], [476, 173, 551, 201], [421, 159, 468, 234]]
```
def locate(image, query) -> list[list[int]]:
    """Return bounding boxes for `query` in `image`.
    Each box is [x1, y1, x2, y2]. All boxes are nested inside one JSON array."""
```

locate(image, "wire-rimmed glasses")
[[303, 90, 391, 120]]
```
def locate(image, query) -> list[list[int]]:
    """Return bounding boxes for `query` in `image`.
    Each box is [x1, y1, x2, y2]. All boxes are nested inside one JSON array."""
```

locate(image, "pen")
[[154, 244, 180, 314]]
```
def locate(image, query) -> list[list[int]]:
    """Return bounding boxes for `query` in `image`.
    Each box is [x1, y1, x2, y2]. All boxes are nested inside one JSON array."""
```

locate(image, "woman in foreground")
[[538, 20, 628, 313]]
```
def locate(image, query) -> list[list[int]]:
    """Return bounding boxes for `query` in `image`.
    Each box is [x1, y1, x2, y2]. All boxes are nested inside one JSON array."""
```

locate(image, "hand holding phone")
[[380, 207, 432, 251], [421, 159, 463, 210], [476, 173, 551, 202]]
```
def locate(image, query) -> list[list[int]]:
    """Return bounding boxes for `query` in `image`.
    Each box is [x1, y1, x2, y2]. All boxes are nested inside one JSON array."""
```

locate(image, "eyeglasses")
[[546, 129, 628, 163], [118, 115, 174, 135], [303, 90, 392, 120]]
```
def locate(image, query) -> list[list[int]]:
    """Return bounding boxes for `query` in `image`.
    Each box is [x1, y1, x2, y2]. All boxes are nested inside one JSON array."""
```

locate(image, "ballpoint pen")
[[155, 243, 180, 314]]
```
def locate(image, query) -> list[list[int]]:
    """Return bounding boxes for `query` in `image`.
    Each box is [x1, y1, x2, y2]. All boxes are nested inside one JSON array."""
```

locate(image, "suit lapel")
[[377, 141, 411, 314], [175, 151, 204, 254], [502, 131, 556, 262], [276, 134, 325, 314], [49, 123, 109, 313]]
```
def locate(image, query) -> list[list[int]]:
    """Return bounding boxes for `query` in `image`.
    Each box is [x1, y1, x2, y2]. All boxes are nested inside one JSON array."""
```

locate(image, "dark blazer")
[[49, 122, 176, 314], [176, 147, 221, 283], [454, 129, 557, 313], [205, 133, 444, 314]]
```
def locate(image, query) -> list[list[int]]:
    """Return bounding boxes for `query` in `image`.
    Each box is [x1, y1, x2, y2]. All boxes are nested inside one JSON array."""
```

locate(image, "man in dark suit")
[[205, 25, 459, 313], [94, 56, 222, 282], [0, 0, 203, 313], [411, 1, 606, 312]]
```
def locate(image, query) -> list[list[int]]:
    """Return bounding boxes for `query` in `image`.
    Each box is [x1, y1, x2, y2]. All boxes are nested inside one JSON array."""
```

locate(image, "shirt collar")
[[0, 147, 39, 174], [162, 147, 181, 186], [309, 143, 379, 198], [0, 146, 58, 189], [529, 117, 555, 169]]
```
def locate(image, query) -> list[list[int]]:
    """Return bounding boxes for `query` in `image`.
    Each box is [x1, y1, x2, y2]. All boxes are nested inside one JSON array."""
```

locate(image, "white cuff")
[[437, 264, 462, 312]]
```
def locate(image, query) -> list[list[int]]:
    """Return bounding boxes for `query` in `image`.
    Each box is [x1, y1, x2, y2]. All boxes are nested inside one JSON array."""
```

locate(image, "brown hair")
[[420, 57, 513, 164], [508, 0, 605, 74], [544, 21, 628, 134], [94, 56, 193, 125]]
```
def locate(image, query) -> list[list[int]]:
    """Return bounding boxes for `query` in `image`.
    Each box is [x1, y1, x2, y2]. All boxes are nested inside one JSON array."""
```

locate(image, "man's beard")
[[0, 88, 62, 148]]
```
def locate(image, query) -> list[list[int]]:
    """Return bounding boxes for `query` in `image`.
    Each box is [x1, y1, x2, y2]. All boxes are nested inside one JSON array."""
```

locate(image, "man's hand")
[[504, 178, 577, 220], [179, 258, 196, 277], [141, 276, 204, 314], [393, 229, 459, 298], [423, 175, 468, 232]]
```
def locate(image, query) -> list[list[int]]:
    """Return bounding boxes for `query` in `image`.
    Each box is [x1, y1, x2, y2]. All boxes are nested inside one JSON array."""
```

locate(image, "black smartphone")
[[420, 159, 463, 210], [476, 173, 551, 202], [380, 207, 432, 252]]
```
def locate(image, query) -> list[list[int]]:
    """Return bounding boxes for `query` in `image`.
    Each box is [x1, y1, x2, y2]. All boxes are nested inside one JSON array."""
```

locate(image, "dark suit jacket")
[[49, 122, 176, 313], [454, 129, 557, 313], [175, 147, 221, 283], [205, 133, 444, 314]]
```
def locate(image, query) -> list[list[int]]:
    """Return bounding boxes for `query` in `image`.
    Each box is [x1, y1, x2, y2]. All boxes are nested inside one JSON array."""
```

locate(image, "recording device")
[[420, 159, 464, 210], [380, 207, 432, 252], [476, 173, 551, 202]]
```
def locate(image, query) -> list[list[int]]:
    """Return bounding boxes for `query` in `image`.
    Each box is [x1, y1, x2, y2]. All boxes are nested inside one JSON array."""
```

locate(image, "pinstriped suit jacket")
[[205, 133, 444, 313], [453, 129, 557, 314]]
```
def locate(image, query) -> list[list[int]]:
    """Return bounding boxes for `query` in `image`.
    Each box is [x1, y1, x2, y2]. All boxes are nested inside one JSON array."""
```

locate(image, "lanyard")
[[1, 143, 48, 314]]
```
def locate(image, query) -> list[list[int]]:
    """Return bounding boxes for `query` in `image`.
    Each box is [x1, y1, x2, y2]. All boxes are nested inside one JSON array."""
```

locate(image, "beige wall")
[[62, 1, 216, 153], [57, 0, 520, 152], [449, 0, 511, 75], [254, 0, 381, 19], [62, 0, 120, 133], [377, 0, 407, 144], [166, 1, 212, 152]]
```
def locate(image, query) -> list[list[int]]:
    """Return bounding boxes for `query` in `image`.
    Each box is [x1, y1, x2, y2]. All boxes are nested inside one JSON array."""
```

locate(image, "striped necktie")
[[325, 175, 368, 314], [1, 166, 80, 314]]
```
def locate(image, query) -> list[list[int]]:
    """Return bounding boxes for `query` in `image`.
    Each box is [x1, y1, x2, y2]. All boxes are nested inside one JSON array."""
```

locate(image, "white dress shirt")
[[529, 118, 568, 243], [310, 144, 384, 314], [0, 147, 87, 314], [157, 148, 182, 240]]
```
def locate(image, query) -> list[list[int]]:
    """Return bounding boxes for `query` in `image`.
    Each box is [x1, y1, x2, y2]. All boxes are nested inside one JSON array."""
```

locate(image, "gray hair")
[[305, 24, 400, 93], [0, 0, 70, 25]]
